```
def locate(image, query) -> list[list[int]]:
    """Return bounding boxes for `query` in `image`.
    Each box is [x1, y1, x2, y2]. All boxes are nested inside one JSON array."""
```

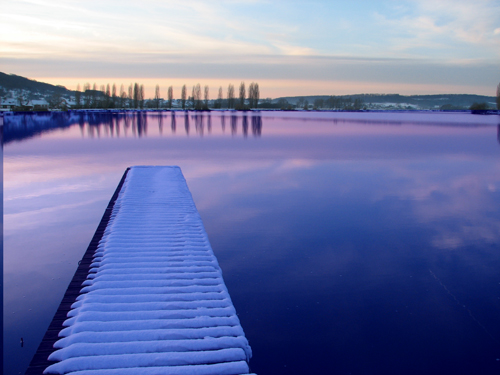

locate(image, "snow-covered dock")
[[26, 166, 253, 375]]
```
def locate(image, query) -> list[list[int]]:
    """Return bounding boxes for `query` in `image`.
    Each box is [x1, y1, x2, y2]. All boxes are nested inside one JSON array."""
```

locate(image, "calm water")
[[4, 111, 500, 375]]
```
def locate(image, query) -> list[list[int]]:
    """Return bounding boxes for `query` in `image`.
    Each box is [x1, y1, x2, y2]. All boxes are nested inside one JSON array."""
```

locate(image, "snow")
[[44, 166, 252, 375]]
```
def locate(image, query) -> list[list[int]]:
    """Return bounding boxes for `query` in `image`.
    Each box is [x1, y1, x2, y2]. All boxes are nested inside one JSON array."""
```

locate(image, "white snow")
[[44, 166, 252, 375]]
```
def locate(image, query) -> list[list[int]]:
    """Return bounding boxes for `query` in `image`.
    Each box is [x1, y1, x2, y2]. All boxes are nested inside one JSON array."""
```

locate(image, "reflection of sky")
[[4, 112, 500, 375]]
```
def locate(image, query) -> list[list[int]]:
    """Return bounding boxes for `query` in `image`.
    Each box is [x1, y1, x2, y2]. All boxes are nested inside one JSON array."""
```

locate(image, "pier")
[[26, 166, 253, 375]]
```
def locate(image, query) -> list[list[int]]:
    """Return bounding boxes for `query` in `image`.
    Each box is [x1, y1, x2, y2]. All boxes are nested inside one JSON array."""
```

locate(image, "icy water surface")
[[3, 111, 500, 375]]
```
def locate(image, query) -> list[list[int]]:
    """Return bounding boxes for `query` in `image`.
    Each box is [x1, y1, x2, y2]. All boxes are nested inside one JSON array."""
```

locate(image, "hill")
[[275, 93, 497, 110], [0, 72, 71, 97]]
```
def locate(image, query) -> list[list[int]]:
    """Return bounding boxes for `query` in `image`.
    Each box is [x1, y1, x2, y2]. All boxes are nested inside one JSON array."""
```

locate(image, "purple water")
[[3, 111, 500, 375]]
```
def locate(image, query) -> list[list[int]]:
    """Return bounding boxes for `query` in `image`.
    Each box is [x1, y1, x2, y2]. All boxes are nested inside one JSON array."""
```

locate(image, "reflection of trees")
[[171, 113, 176, 133], [136, 112, 147, 137], [251, 114, 262, 136], [158, 113, 163, 134], [242, 115, 248, 137], [3, 111, 263, 143], [231, 113, 237, 135], [221, 114, 226, 132], [184, 112, 190, 135], [3, 112, 73, 143], [194, 113, 204, 136]]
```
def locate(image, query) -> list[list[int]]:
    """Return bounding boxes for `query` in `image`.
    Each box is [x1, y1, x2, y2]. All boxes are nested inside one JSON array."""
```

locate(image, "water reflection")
[[170, 114, 176, 133], [2, 111, 265, 144], [231, 113, 237, 135]]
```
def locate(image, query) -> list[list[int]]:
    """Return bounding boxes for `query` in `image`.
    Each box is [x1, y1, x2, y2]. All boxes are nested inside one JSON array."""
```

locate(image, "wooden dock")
[[25, 166, 253, 375]]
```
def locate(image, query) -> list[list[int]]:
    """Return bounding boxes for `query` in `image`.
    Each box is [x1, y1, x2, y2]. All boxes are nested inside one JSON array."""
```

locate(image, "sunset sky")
[[1, 0, 499, 98]]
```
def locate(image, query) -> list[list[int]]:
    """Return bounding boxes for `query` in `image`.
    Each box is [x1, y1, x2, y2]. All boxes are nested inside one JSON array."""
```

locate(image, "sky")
[[1, 0, 499, 98]]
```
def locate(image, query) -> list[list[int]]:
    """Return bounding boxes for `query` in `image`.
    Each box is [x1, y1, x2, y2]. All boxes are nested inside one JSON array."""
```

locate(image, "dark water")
[[3, 111, 500, 375]]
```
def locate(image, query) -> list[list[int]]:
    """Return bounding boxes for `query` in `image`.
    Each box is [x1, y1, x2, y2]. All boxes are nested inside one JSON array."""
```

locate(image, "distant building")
[[30, 99, 49, 110], [0, 98, 17, 111]]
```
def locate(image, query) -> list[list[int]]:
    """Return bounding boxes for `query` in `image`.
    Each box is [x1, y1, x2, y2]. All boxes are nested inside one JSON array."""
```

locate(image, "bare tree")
[[204, 85, 209, 108], [119, 84, 126, 108], [105, 84, 111, 108], [133, 83, 139, 108], [168, 86, 173, 109], [239, 82, 246, 108], [181, 85, 187, 109], [248, 82, 260, 108], [139, 84, 145, 109], [227, 84, 235, 109], [254, 83, 259, 108], [111, 83, 117, 108], [191, 86, 196, 109], [91, 83, 98, 108], [128, 84, 133, 108], [194, 83, 202, 109], [217, 86, 223, 108], [154, 84, 161, 109], [100, 84, 106, 108], [83, 83, 91, 108]]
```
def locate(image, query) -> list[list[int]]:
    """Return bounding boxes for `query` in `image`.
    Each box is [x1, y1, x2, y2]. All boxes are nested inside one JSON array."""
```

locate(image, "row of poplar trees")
[[74, 81, 259, 110], [74, 83, 145, 109]]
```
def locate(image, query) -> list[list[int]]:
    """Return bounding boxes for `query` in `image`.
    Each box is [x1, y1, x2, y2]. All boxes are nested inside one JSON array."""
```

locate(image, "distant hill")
[[274, 93, 497, 110], [0, 72, 71, 97]]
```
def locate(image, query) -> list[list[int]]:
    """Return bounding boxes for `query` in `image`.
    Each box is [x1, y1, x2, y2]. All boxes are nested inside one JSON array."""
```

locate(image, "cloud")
[[375, 0, 500, 59], [1, 0, 499, 96]]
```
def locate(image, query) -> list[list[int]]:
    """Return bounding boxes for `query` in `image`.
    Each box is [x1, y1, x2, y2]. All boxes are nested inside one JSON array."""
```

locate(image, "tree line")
[[73, 81, 259, 110]]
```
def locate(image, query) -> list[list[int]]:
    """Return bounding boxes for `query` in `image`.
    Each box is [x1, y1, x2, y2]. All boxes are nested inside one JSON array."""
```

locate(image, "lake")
[[3, 110, 500, 375]]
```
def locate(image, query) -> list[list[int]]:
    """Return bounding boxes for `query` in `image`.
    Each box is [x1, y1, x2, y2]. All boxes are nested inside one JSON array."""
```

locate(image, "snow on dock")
[[27, 166, 253, 375]]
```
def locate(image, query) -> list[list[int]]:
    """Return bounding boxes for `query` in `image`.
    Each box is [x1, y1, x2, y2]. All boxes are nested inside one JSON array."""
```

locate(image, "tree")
[[111, 83, 117, 108], [154, 84, 161, 109], [217, 86, 223, 108], [497, 82, 500, 110], [181, 85, 187, 109], [353, 98, 362, 110], [133, 83, 139, 108], [470, 102, 488, 111], [168, 86, 173, 109], [191, 86, 196, 109], [227, 84, 235, 109], [83, 83, 91, 108], [105, 84, 111, 108], [314, 98, 324, 109], [248, 82, 259, 108], [48, 91, 62, 109], [139, 84, 145, 109], [128, 84, 133, 108], [17, 91, 29, 107], [194, 83, 201, 109], [254, 83, 259, 108], [239, 82, 246, 108], [204, 85, 209, 109], [75, 84, 81, 108], [91, 83, 98, 108], [119, 84, 126, 108]]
